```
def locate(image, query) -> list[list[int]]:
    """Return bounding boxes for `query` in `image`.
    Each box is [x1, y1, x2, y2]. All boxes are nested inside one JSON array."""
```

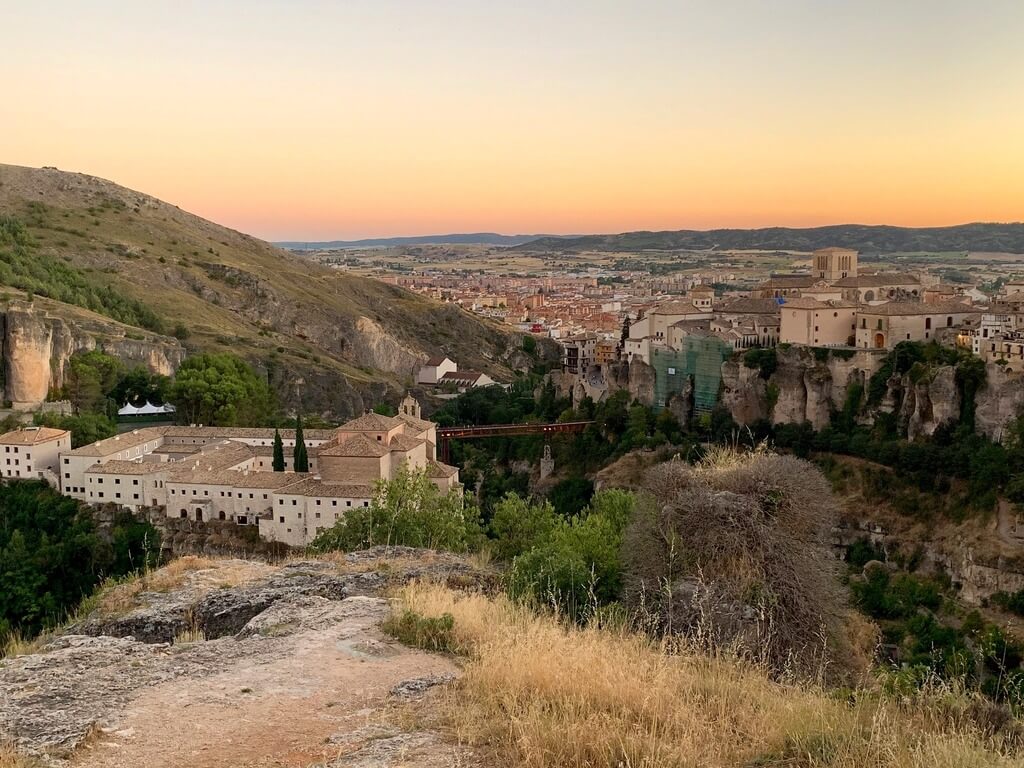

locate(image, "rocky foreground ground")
[[0, 548, 495, 768]]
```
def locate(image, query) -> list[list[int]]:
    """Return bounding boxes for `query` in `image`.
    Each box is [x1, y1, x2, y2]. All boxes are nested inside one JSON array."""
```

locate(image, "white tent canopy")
[[118, 401, 176, 417]]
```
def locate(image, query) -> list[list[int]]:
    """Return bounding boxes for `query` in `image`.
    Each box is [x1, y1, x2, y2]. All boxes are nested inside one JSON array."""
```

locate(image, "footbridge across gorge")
[[437, 421, 593, 463]]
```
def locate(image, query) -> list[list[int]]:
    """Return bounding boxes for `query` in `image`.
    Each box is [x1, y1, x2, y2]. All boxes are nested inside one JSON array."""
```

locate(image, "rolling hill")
[[277, 233, 566, 249], [516, 223, 1024, 254], [0, 164, 533, 417]]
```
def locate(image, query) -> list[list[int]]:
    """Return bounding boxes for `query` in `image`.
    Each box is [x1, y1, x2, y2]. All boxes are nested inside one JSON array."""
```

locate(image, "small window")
[[279, 516, 285, 523]]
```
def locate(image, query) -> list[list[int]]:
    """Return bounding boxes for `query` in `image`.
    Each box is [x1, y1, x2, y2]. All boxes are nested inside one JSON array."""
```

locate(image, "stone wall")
[[91, 504, 289, 560]]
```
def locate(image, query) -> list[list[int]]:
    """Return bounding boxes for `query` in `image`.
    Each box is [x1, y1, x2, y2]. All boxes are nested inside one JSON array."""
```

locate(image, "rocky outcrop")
[[0, 550, 492, 767], [898, 366, 960, 440], [565, 359, 657, 407], [723, 347, 883, 430], [721, 359, 768, 424], [976, 365, 1024, 442], [0, 303, 185, 409]]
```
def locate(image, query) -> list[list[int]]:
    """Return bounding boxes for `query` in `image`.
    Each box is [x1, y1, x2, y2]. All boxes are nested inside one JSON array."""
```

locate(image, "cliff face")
[[1, 302, 185, 408], [724, 347, 883, 430], [561, 359, 657, 408], [721, 349, 1024, 443], [975, 366, 1024, 442]]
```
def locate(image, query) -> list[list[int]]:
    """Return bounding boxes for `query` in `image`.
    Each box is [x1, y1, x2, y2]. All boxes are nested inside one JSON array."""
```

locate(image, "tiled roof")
[[337, 413, 403, 432], [388, 433, 425, 453], [169, 440, 254, 473], [86, 460, 165, 476], [782, 297, 858, 310], [0, 426, 69, 445], [318, 433, 389, 458], [68, 427, 168, 457], [831, 273, 920, 288], [426, 459, 459, 478], [650, 301, 708, 316], [395, 411, 434, 432], [424, 356, 452, 366], [716, 297, 783, 314], [439, 370, 486, 383]]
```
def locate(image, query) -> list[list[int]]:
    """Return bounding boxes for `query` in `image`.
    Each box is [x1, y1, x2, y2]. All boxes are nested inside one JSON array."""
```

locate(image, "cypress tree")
[[272, 428, 285, 472], [293, 415, 309, 473]]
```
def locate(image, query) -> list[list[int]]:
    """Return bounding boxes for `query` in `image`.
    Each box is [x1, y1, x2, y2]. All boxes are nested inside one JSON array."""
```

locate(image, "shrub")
[[623, 449, 856, 679], [742, 348, 777, 379], [311, 467, 482, 553], [382, 609, 456, 653]]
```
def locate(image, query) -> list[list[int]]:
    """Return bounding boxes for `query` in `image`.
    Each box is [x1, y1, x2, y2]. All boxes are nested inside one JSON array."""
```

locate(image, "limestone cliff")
[[723, 347, 883, 430], [0, 301, 185, 409], [720, 348, 1024, 443]]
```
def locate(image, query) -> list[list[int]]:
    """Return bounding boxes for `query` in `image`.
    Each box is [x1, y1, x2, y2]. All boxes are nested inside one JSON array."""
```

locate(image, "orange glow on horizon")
[[3, 2, 1023, 241]]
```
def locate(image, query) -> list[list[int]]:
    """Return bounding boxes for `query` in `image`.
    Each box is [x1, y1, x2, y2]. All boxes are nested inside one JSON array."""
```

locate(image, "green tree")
[[293, 415, 309, 473], [109, 366, 171, 407], [272, 428, 285, 472], [489, 493, 558, 561], [64, 351, 124, 415], [505, 489, 635, 620], [311, 467, 481, 552], [170, 353, 277, 426], [34, 412, 117, 448], [0, 480, 159, 641]]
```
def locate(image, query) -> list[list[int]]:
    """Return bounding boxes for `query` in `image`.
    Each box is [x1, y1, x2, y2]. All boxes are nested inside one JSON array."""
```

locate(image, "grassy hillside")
[[0, 164, 526, 413], [518, 223, 1024, 254]]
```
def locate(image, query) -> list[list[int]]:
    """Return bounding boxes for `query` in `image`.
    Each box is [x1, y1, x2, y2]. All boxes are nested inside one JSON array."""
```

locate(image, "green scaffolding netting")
[[650, 337, 733, 413]]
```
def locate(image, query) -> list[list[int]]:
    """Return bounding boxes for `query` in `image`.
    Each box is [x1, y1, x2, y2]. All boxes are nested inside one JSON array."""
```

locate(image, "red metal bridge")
[[437, 421, 593, 463]]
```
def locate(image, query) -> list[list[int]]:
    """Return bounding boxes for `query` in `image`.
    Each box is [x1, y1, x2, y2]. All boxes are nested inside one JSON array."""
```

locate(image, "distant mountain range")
[[276, 233, 568, 249], [513, 223, 1024, 254]]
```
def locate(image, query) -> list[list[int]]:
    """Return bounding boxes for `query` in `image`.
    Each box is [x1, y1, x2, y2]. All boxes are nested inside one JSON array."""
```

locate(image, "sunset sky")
[[4, 1, 1024, 240]]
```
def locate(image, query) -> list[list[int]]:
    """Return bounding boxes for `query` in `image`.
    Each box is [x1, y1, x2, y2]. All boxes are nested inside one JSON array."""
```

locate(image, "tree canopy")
[[170, 353, 277, 426]]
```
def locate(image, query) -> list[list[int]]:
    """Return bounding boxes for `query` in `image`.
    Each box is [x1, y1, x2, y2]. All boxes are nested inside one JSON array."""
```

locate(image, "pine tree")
[[293, 415, 309, 473], [272, 428, 285, 472]]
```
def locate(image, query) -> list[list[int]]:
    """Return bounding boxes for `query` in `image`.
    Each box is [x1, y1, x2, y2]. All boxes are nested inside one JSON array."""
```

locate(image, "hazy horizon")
[[5, 1, 1023, 241]]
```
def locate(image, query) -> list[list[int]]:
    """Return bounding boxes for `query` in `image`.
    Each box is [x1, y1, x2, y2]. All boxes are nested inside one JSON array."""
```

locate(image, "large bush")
[[622, 448, 855, 679], [502, 489, 636, 620]]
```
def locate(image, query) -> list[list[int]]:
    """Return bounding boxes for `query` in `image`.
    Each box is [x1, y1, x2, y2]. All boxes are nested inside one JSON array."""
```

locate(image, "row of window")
[[3, 447, 29, 457]]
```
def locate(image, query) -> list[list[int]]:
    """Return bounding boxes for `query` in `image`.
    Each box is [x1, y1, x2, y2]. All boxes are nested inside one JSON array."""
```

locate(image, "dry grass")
[[0, 742, 44, 768], [87, 555, 267, 619], [392, 582, 1023, 768], [172, 625, 207, 645]]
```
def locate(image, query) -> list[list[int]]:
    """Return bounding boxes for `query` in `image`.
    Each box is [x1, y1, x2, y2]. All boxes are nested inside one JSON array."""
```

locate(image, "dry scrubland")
[[394, 582, 1023, 768]]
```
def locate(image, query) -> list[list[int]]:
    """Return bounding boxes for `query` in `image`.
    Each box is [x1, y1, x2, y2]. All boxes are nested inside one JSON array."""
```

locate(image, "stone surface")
[[0, 550, 490, 768]]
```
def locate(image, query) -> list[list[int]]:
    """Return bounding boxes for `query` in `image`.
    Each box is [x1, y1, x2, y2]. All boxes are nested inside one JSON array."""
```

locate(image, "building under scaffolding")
[[649, 336, 733, 414]]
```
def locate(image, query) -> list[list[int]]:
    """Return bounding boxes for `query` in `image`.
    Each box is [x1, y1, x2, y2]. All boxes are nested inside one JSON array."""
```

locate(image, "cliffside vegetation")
[[0, 481, 159, 650], [0, 214, 163, 331]]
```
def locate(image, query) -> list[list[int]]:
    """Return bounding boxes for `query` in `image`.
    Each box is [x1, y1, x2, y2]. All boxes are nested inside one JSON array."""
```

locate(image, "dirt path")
[[68, 598, 468, 768]]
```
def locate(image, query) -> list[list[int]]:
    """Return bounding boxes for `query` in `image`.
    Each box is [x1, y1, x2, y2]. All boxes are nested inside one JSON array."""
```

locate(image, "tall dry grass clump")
[[623, 447, 868, 681], [394, 582, 1021, 768]]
